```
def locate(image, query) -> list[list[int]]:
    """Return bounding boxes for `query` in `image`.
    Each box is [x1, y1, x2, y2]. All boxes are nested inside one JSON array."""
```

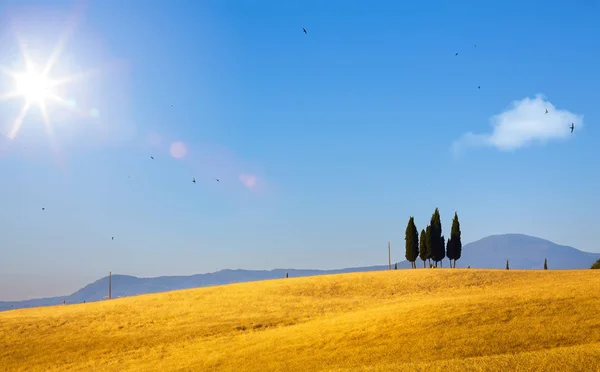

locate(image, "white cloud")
[[452, 95, 583, 156]]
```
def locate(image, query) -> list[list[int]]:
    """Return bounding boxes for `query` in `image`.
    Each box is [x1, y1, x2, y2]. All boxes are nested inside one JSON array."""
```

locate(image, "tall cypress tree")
[[412, 225, 420, 267], [544, 258, 548, 270], [450, 212, 462, 268], [404, 217, 419, 268], [428, 209, 443, 266], [419, 229, 428, 268]]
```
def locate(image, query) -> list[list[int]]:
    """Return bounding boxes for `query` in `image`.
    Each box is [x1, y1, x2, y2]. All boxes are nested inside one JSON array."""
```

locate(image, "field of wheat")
[[1, 269, 599, 371]]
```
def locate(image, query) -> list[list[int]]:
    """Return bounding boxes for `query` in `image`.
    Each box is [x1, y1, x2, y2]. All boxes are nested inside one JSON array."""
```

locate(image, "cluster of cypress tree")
[[405, 209, 462, 268]]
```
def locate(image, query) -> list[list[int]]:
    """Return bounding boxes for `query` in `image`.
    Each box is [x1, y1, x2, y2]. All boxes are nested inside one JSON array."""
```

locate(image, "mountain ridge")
[[2, 233, 598, 311]]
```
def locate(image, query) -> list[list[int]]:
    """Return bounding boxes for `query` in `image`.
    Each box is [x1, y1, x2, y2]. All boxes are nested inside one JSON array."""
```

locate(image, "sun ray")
[[39, 101, 56, 139], [16, 36, 34, 73], [47, 93, 86, 116], [0, 66, 19, 78], [51, 68, 99, 88], [40, 100, 68, 172], [8, 100, 32, 140], [41, 10, 80, 77], [0, 91, 21, 102], [42, 36, 68, 78]]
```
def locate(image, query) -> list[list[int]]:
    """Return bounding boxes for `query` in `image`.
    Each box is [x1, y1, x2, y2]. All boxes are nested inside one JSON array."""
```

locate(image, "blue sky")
[[0, 0, 598, 300]]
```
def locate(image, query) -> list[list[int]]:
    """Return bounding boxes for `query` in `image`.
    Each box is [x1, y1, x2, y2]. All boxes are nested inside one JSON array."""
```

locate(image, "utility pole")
[[388, 241, 391, 270], [108, 271, 112, 300]]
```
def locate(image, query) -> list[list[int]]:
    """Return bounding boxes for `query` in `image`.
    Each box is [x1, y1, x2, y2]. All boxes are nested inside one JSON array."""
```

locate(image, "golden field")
[[1, 269, 600, 372]]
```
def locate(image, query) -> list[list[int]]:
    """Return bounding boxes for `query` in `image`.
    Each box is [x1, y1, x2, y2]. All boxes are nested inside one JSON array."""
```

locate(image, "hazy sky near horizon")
[[0, 0, 598, 301]]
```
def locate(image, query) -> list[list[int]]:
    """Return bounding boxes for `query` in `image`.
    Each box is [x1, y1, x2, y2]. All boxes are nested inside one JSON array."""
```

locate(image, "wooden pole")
[[388, 241, 391, 270], [108, 271, 112, 300]]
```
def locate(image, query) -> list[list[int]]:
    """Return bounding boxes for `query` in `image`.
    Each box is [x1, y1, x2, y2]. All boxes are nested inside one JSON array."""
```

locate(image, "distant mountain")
[[454, 234, 600, 270], [2, 234, 598, 312]]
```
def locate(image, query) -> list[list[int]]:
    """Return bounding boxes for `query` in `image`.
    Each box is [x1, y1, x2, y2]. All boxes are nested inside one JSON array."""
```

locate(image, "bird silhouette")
[[303, 28, 307, 34], [150, 156, 154, 160], [545, 109, 548, 114], [455, 52, 459, 56], [216, 178, 220, 182], [192, 177, 196, 184], [570, 123, 575, 133], [41, 207, 45, 211], [478, 86, 481, 89], [112, 237, 114, 240]]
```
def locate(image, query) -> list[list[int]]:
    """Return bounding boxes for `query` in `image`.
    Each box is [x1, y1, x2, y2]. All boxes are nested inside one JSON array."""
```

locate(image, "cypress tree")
[[506, 260, 509, 270], [419, 229, 428, 268], [591, 259, 600, 269], [450, 212, 462, 268], [439, 235, 446, 267], [425, 225, 433, 265], [428, 209, 443, 266], [412, 225, 419, 267], [447, 214, 455, 267], [394, 262, 398, 270], [446, 237, 453, 267], [544, 258, 548, 270], [404, 217, 419, 268]]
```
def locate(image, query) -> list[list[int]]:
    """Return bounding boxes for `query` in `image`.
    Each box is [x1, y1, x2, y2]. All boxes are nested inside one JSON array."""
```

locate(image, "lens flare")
[[169, 141, 188, 159]]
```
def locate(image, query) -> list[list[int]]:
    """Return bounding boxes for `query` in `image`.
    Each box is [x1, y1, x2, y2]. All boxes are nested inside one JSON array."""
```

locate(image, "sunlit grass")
[[1, 269, 599, 371]]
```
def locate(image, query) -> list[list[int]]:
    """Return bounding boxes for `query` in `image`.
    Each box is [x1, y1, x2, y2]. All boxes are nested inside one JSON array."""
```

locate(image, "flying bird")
[[570, 123, 575, 133], [192, 177, 196, 184], [455, 52, 459, 56], [150, 156, 154, 160], [478, 86, 481, 89], [112, 237, 114, 240], [216, 178, 220, 182], [303, 28, 307, 34], [41, 207, 45, 211], [545, 109, 548, 114]]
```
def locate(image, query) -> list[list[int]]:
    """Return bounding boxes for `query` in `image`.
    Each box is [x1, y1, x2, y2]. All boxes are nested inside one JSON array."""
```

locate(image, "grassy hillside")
[[1, 270, 599, 371]]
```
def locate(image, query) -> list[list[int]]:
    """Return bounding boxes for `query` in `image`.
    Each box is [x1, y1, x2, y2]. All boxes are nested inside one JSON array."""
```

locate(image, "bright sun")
[[0, 41, 84, 140], [0, 7, 102, 147], [14, 68, 54, 104]]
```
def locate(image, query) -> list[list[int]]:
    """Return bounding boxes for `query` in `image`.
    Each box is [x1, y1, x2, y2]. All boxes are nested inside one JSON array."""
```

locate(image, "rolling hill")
[[0, 266, 391, 311], [1, 233, 598, 311], [1, 270, 599, 371]]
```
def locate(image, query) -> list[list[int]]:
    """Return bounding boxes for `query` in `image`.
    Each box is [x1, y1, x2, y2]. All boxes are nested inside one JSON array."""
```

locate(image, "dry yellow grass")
[[1, 269, 600, 371]]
